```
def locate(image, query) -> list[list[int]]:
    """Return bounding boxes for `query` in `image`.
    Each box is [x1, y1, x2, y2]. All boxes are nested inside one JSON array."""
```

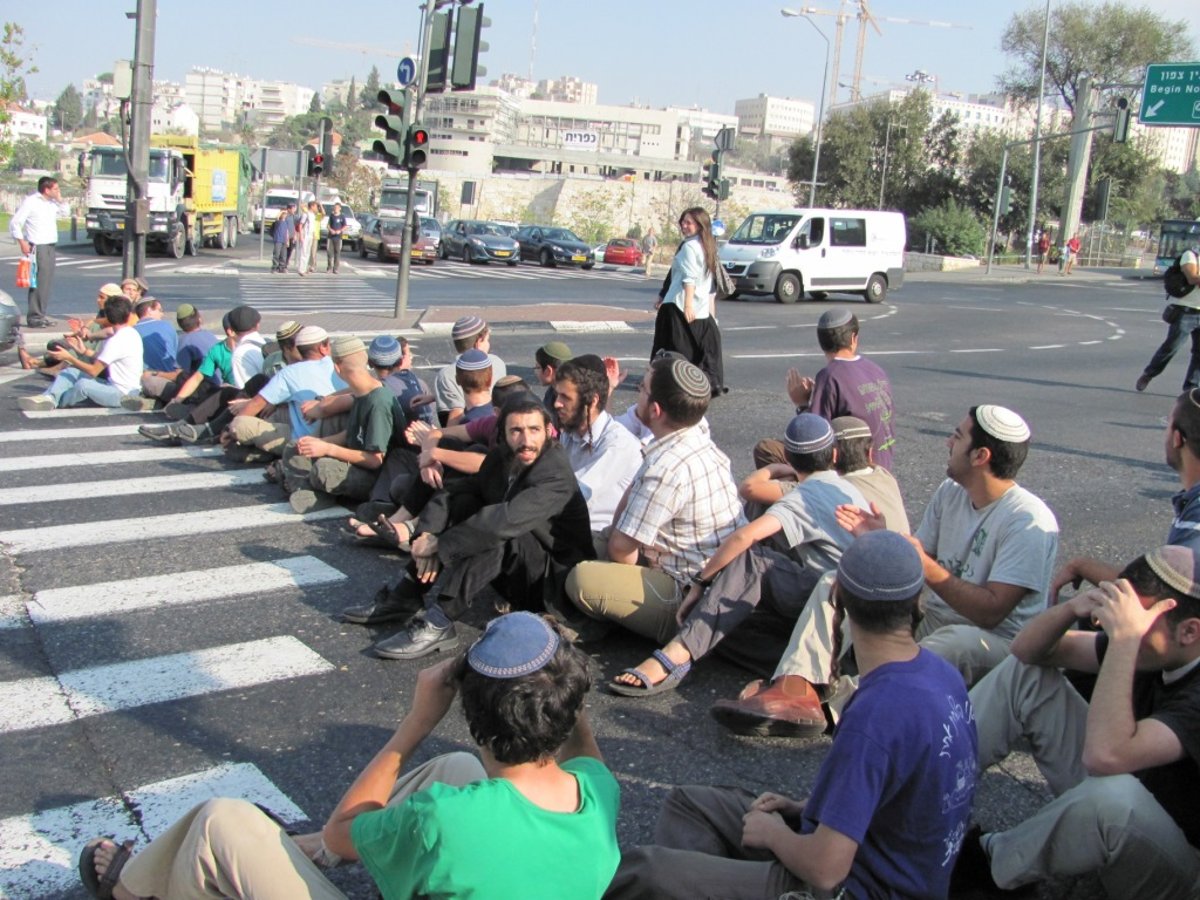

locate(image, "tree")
[[999, 2, 1194, 113], [308, 92, 321, 114], [910, 200, 987, 257], [54, 83, 83, 132], [1, 22, 37, 161], [345, 76, 357, 114], [360, 67, 381, 108], [5, 138, 58, 172]]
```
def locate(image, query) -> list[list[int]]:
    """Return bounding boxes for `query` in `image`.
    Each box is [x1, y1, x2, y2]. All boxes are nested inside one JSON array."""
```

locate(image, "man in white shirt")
[[9, 176, 69, 328], [19, 295, 143, 410], [1138, 241, 1200, 392]]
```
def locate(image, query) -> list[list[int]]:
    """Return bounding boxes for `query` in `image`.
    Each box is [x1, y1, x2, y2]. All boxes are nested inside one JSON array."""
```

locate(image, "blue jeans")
[[46, 367, 136, 408], [1143, 309, 1200, 390]]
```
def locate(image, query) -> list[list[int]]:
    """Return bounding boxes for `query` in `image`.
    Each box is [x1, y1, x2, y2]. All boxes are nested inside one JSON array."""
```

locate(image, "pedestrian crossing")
[[0, 410, 378, 897]]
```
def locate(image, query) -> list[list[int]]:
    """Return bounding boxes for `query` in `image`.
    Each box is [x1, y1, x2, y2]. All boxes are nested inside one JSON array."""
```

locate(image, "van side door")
[[827, 216, 869, 287]]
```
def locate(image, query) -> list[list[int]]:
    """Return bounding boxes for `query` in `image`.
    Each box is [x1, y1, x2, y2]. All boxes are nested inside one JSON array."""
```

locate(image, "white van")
[[720, 208, 906, 303], [254, 188, 317, 233]]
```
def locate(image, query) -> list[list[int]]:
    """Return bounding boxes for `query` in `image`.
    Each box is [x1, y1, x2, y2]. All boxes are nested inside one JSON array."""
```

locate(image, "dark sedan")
[[359, 216, 436, 264], [440, 219, 520, 265], [515, 225, 596, 269]]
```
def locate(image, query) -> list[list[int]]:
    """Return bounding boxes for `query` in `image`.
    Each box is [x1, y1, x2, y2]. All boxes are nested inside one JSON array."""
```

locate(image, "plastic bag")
[[15, 257, 31, 289]]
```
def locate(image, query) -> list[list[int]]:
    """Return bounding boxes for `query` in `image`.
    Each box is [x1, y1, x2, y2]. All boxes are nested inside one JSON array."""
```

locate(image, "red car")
[[603, 238, 643, 266]]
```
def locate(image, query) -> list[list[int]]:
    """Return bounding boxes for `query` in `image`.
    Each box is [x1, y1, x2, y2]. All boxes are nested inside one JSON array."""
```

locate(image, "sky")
[[11, 0, 1200, 114]]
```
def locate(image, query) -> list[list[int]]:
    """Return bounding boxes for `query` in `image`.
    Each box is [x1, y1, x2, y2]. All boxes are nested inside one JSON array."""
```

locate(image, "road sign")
[[715, 126, 736, 152], [1139, 63, 1200, 127], [397, 57, 417, 87]]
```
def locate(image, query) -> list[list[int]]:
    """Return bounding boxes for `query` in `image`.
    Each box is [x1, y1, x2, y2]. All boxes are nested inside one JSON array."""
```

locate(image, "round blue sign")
[[397, 57, 417, 87]]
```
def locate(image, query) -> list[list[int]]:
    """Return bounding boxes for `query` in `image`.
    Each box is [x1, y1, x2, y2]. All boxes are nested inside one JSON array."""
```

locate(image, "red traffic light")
[[411, 128, 429, 147], [313, 154, 324, 165]]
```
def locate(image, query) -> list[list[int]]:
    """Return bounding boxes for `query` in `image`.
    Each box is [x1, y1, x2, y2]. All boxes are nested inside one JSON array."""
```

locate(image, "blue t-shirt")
[[272, 214, 294, 244], [177, 330, 220, 378], [258, 357, 345, 438], [384, 370, 435, 426], [1170, 483, 1200, 551], [134, 319, 178, 372], [802, 649, 978, 899]]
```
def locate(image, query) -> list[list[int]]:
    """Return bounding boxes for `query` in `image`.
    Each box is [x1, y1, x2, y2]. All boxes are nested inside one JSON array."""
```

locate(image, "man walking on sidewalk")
[[1137, 239, 1200, 393], [9, 176, 70, 328]]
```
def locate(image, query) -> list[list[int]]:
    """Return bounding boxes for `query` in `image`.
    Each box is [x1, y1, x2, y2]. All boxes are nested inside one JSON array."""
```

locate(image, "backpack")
[[1165, 254, 1196, 299]]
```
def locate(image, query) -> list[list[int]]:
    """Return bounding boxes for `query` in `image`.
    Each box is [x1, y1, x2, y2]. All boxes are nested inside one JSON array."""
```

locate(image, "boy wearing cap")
[[283, 336, 407, 514], [954, 546, 1200, 898], [132, 304, 221, 409], [19, 295, 144, 411], [228, 305, 266, 388], [607, 532, 978, 900], [78, 613, 621, 900], [434, 315, 507, 424], [715, 404, 1059, 738], [757, 309, 897, 472]]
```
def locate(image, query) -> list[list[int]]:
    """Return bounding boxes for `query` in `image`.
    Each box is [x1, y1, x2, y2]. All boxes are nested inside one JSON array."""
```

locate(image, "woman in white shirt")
[[651, 206, 726, 395]]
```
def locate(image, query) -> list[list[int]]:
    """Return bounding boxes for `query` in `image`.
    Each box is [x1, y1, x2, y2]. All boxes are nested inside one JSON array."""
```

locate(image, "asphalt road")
[[0, 247, 1175, 898]]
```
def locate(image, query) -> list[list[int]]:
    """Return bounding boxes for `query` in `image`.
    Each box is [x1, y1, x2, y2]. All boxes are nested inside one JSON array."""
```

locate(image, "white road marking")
[[0, 469, 264, 505], [0, 502, 345, 552], [949, 348, 1003, 353], [21, 407, 154, 419], [0, 595, 23, 630], [0, 763, 305, 898], [0, 370, 32, 386], [0, 446, 221, 473], [1030, 344, 1066, 350], [0, 424, 142, 443], [28, 556, 346, 625], [0, 636, 333, 734]]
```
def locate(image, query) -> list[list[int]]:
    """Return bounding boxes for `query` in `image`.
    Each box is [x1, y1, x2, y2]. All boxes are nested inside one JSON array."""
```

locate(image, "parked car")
[[320, 202, 362, 251], [603, 238, 643, 267], [360, 215, 438, 264], [440, 219, 521, 265], [0, 288, 19, 352], [515, 225, 595, 269]]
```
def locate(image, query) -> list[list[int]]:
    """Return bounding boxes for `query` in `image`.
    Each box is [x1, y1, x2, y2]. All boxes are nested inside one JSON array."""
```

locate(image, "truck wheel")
[[227, 218, 238, 249], [93, 235, 112, 256], [863, 274, 887, 304], [215, 220, 228, 250], [774, 272, 802, 304], [168, 227, 185, 259], [808, 291, 828, 300]]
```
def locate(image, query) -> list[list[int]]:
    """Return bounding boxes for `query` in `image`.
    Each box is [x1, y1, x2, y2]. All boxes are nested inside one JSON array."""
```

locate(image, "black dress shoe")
[[27, 316, 55, 328], [341, 579, 423, 625], [372, 615, 458, 660]]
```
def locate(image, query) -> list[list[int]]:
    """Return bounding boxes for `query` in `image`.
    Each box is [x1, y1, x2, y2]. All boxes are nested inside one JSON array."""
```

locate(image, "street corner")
[[418, 304, 656, 335]]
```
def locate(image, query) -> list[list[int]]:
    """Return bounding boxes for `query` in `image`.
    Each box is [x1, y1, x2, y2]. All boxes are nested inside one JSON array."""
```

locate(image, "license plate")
[[116, 222, 124, 229], [571, 255, 585, 262], [495, 250, 510, 257]]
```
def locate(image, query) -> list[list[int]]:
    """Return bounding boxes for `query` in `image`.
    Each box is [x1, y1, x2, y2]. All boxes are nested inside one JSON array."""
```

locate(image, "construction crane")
[[788, 2, 853, 107], [291, 36, 411, 60]]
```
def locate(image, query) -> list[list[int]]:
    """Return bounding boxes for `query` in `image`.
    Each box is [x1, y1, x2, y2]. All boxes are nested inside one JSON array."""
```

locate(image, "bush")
[[910, 200, 986, 258]]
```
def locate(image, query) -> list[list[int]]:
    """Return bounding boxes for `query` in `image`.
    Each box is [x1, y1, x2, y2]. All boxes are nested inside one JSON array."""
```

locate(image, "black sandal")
[[78, 837, 134, 899], [370, 515, 413, 551]]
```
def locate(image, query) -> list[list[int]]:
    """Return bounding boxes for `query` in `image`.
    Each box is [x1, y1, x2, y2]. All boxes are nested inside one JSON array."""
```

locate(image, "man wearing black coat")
[[342, 394, 594, 659]]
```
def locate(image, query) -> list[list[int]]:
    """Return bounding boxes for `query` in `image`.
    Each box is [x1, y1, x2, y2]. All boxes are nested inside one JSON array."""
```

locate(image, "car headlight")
[[0, 290, 19, 314], [759, 247, 779, 259], [469, 238, 486, 247], [550, 244, 567, 256]]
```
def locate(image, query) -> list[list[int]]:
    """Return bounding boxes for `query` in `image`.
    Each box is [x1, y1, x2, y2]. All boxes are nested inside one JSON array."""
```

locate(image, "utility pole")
[[1060, 75, 1096, 255], [123, 0, 156, 279], [1023, 0, 1051, 269]]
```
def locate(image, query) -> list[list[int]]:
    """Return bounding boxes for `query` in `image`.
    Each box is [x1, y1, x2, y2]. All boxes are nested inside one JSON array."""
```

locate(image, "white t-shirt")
[[1179, 249, 1200, 310], [231, 332, 266, 388], [96, 326, 144, 394], [915, 479, 1059, 641]]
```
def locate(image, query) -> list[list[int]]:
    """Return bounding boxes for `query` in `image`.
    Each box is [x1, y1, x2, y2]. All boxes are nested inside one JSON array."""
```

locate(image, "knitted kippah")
[[467, 612, 560, 678], [670, 358, 711, 400], [784, 413, 835, 454], [975, 405, 1031, 442]]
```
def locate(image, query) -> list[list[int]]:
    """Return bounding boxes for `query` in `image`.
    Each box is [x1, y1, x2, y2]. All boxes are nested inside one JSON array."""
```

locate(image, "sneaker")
[[138, 423, 180, 444], [175, 422, 213, 444], [17, 394, 56, 412], [120, 395, 157, 412], [1136, 373, 1152, 392]]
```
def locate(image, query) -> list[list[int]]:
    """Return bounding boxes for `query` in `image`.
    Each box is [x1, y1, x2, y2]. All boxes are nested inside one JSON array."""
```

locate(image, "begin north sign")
[[1139, 63, 1200, 127]]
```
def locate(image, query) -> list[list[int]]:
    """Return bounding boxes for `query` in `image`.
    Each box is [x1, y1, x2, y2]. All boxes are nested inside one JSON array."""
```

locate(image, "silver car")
[[0, 288, 20, 352]]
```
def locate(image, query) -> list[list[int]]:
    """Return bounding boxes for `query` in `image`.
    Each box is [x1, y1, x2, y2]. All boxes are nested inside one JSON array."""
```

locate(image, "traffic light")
[[718, 178, 731, 202], [310, 151, 325, 176], [1113, 97, 1131, 144], [426, 11, 453, 93], [999, 176, 1014, 217], [1095, 177, 1112, 220], [301, 145, 313, 176], [407, 124, 430, 170], [451, 3, 490, 91], [373, 88, 408, 168], [703, 150, 723, 201]]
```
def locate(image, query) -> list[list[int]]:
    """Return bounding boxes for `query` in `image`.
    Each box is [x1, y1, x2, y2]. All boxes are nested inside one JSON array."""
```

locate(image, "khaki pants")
[[972, 657, 1200, 898], [565, 561, 683, 645], [230, 415, 292, 457], [121, 752, 487, 899]]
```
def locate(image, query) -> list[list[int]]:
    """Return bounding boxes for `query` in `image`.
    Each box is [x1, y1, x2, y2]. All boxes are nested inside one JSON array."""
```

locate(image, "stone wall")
[[903, 251, 980, 272]]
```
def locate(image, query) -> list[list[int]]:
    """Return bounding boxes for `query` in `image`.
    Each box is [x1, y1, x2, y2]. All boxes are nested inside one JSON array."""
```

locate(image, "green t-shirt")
[[197, 341, 234, 382], [351, 756, 620, 900], [346, 385, 405, 453]]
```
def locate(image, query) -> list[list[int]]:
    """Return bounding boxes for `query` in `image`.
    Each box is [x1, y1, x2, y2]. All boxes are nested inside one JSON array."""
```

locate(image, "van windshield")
[[729, 214, 801, 245]]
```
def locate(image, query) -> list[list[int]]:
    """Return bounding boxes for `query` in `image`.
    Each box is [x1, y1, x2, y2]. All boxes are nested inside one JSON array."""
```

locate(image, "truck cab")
[[719, 208, 906, 304], [85, 147, 183, 256]]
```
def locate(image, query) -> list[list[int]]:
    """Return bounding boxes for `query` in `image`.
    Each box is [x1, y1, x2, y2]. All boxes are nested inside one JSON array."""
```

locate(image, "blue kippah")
[[784, 413, 835, 454], [467, 612, 560, 679], [368, 335, 403, 366], [837, 531, 924, 602], [457, 349, 492, 371]]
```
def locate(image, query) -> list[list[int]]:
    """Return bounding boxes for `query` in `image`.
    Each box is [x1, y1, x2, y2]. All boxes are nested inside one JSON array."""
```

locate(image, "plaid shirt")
[[616, 424, 745, 580]]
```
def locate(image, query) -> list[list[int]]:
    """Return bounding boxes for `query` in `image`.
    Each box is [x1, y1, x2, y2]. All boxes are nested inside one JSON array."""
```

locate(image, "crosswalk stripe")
[[21, 406, 153, 418], [0, 469, 264, 505], [0, 424, 141, 443], [0, 370, 32, 386], [0, 636, 333, 734], [0, 595, 22, 630], [0, 502, 345, 552], [0, 762, 306, 898], [0, 446, 221, 473], [28, 556, 346, 625]]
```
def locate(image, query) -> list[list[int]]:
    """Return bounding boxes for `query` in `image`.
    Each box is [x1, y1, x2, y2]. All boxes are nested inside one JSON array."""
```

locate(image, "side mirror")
[[795, 234, 810, 250]]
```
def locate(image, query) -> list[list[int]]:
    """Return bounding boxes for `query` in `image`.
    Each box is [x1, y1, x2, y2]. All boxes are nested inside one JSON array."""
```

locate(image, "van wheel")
[[863, 274, 887, 304], [808, 291, 828, 300], [775, 273, 802, 304]]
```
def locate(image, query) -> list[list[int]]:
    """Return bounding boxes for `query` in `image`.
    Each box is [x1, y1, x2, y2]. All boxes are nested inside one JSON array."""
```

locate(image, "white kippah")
[[975, 405, 1030, 442]]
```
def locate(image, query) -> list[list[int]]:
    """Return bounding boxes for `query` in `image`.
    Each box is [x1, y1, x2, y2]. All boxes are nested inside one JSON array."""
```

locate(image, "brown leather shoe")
[[710, 675, 829, 737]]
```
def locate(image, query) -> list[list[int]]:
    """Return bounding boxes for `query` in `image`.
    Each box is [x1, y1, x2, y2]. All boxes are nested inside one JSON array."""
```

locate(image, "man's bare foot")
[[90, 839, 143, 900], [347, 517, 375, 538]]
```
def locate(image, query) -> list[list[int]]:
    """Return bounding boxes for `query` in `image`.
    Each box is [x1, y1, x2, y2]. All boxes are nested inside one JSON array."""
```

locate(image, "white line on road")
[[0, 502, 345, 552], [0, 636, 333, 734], [0, 469, 264, 506], [1030, 344, 1066, 349], [0, 370, 32, 386], [0, 594, 23, 630], [1078, 340, 1103, 345], [0, 763, 305, 898], [0, 446, 221, 473], [28, 556, 346, 625], [21, 407, 154, 419], [0, 424, 141, 443], [949, 348, 1003, 353]]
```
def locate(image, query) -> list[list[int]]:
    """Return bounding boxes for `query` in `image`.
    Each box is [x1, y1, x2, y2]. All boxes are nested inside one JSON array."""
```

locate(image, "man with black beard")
[[342, 394, 595, 660]]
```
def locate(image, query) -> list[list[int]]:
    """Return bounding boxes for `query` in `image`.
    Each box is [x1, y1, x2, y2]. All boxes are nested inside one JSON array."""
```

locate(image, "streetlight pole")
[[1024, 0, 1052, 269], [781, 8, 829, 207]]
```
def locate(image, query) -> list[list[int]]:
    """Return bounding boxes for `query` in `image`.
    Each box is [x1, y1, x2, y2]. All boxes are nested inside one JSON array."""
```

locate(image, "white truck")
[[719, 208, 906, 303], [377, 176, 437, 220]]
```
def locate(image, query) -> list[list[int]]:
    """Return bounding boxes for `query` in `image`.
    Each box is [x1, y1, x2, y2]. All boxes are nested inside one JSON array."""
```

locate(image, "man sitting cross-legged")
[[952, 545, 1200, 899], [604, 531, 977, 900], [78, 612, 621, 900], [342, 394, 594, 661]]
